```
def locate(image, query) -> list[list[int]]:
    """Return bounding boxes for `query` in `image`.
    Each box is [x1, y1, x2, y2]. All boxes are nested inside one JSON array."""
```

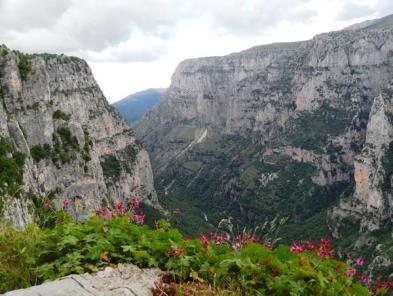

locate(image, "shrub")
[[0, 208, 384, 295], [52, 110, 71, 121], [101, 155, 122, 179], [0, 223, 43, 292], [0, 138, 25, 197], [15, 51, 31, 80], [30, 144, 52, 162]]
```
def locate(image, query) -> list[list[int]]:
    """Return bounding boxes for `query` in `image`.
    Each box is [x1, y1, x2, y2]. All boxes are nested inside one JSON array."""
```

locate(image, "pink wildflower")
[[213, 234, 226, 245], [240, 234, 259, 246], [346, 268, 356, 277], [264, 242, 272, 249], [305, 240, 315, 251], [115, 202, 126, 215], [359, 273, 368, 284], [97, 207, 112, 220], [131, 196, 141, 209], [290, 242, 304, 254], [131, 213, 145, 225], [355, 258, 364, 266], [63, 198, 72, 208], [200, 233, 209, 248], [316, 238, 334, 259], [43, 200, 53, 209]]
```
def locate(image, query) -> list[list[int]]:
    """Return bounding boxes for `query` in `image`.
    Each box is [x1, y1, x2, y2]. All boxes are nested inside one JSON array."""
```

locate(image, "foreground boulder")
[[4, 264, 162, 296]]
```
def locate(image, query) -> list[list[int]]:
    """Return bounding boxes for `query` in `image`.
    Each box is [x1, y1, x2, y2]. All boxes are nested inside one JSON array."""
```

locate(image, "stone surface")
[[4, 264, 162, 296], [0, 49, 160, 227], [331, 86, 393, 231], [136, 14, 393, 250]]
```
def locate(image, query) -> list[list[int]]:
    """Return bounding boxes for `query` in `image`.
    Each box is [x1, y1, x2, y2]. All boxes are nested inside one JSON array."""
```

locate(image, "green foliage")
[[283, 102, 355, 153], [15, 51, 31, 80], [52, 110, 71, 121], [0, 216, 375, 295], [381, 141, 393, 191], [157, 130, 351, 238], [51, 128, 80, 165], [101, 155, 121, 179], [0, 46, 9, 56], [280, 210, 331, 244], [56, 128, 79, 150], [30, 144, 52, 162], [0, 138, 25, 199], [83, 130, 93, 153], [0, 223, 43, 292]]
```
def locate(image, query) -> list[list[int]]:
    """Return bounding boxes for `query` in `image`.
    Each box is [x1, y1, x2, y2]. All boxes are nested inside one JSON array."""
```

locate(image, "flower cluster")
[[287, 239, 373, 288], [129, 196, 145, 225], [212, 233, 228, 245], [131, 213, 145, 225], [95, 196, 145, 225], [315, 238, 334, 259], [43, 198, 74, 210], [199, 233, 209, 248], [290, 238, 334, 259], [96, 207, 113, 220], [290, 242, 304, 254], [198, 232, 260, 249], [131, 196, 140, 209], [344, 256, 368, 284], [115, 202, 126, 215], [235, 234, 259, 246]]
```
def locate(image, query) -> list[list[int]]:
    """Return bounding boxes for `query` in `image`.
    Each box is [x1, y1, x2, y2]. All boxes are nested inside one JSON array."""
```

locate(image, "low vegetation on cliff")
[[0, 197, 391, 295]]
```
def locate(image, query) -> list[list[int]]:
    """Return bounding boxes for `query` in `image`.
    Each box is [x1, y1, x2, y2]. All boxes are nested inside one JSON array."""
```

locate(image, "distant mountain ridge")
[[113, 88, 165, 124]]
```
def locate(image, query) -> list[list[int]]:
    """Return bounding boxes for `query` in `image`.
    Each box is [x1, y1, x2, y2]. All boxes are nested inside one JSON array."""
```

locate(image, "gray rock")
[[137, 16, 393, 234], [4, 264, 162, 296], [0, 48, 160, 226], [137, 15, 393, 236]]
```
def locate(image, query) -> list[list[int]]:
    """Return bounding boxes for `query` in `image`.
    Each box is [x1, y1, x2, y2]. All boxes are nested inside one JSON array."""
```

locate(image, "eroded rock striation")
[[0, 47, 159, 227], [137, 15, 393, 266]]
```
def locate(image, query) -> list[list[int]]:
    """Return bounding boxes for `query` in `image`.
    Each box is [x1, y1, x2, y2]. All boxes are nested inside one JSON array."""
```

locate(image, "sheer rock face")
[[138, 15, 393, 236], [332, 88, 393, 232], [0, 49, 158, 227]]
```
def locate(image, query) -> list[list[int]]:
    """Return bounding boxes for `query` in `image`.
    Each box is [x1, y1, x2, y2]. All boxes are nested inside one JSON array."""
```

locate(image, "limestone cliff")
[[0, 47, 158, 227], [137, 15, 393, 260]]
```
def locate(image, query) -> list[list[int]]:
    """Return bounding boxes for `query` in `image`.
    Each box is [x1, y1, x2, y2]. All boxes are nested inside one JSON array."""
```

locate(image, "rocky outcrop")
[[0, 47, 159, 227], [137, 15, 393, 247], [332, 86, 393, 231], [4, 264, 162, 296]]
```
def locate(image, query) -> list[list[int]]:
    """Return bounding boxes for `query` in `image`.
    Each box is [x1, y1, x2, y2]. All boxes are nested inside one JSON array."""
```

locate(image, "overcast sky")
[[0, 0, 392, 103]]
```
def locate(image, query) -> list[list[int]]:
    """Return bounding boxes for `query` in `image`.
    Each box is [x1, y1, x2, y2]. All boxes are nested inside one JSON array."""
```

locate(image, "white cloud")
[[336, 2, 374, 20], [0, 0, 392, 102], [0, 0, 317, 58]]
